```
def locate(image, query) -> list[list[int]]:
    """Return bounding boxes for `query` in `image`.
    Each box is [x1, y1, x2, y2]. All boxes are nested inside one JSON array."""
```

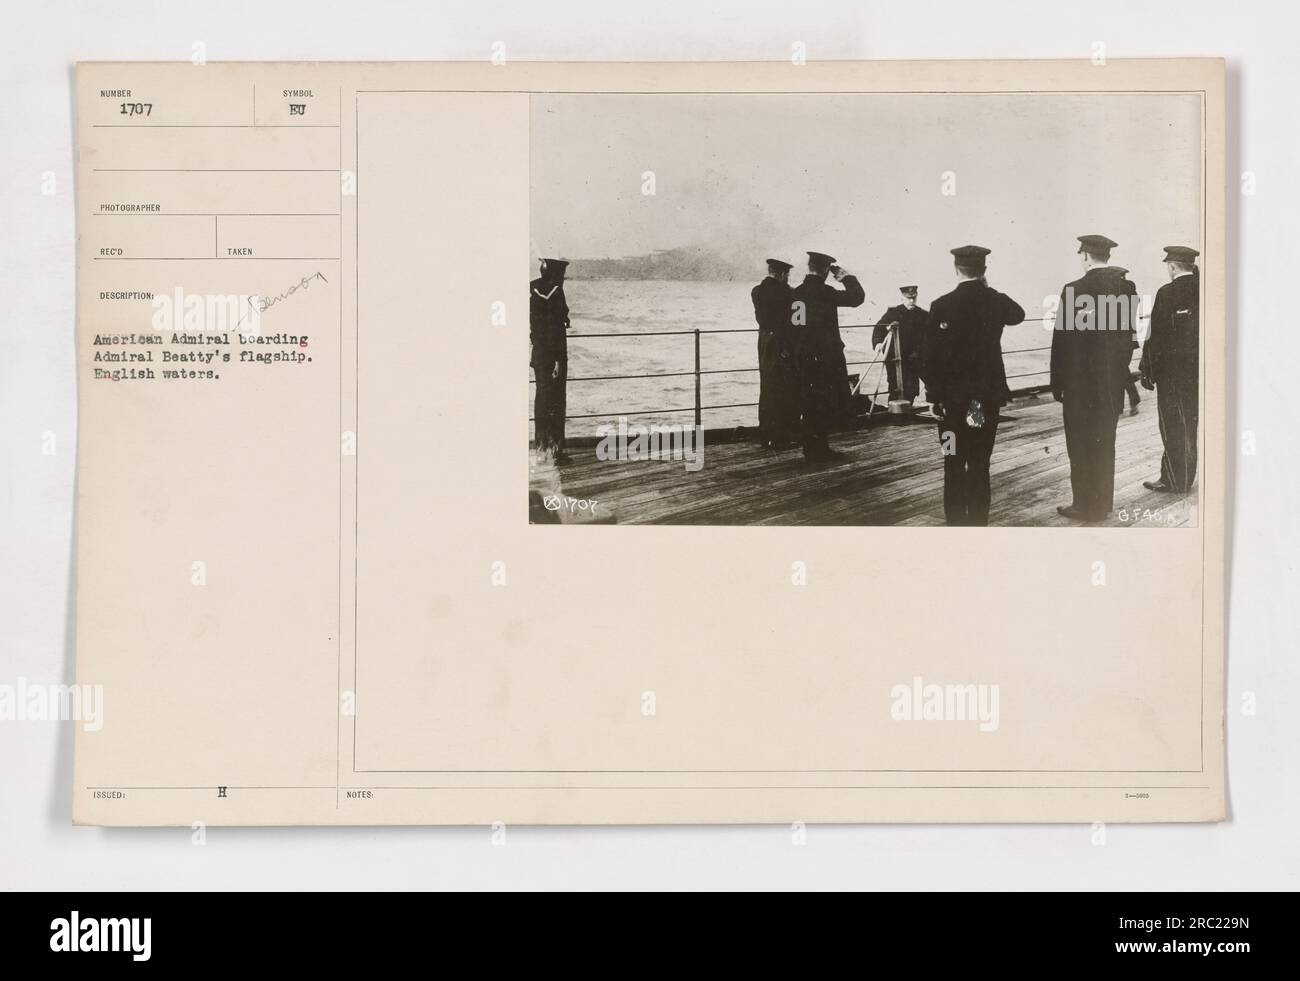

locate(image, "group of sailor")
[[529, 236, 1200, 526]]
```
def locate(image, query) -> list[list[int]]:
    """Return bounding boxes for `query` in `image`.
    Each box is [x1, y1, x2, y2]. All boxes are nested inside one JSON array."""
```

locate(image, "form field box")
[[217, 214, 340, 259], [87, 170, 339, 218], [88, 214, 219, 259], [93, 126, 340, 171]]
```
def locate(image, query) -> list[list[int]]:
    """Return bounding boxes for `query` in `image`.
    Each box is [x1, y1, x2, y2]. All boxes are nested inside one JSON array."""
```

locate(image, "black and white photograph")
[[529, 92, 1202, 527]]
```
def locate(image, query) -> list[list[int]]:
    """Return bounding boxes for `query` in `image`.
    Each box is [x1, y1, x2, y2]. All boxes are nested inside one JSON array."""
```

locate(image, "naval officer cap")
[[1077, 234, 1118, 255], [806, 251, 837, 266], [899, 285, 918, 295], [766, 257, 793, 273], [950, 245, 991, 265], [540, 257, 569, 273], [1162, 245, 1200, 263]]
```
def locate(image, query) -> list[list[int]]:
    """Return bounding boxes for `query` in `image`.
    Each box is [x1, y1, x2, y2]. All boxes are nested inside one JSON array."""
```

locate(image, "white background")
[[2, 0, 1295, 890]]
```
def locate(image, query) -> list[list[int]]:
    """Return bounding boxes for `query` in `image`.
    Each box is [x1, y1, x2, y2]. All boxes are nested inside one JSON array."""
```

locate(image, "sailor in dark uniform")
[[872, 285, 928, 404], [1110, 266, 1143, 416], [920, 246, 1025, 526], [1050, 235, 1138, 521], [752, 258, 798, 448], [530, 258, 571, 462], [1139, 245, 1201, 493], [790, 251, 865, 461]]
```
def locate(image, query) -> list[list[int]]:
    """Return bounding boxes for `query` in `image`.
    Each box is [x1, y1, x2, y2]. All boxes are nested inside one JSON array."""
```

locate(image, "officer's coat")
[[1049, 266, 1137, 406], [752, 276, 797, 353], [790, 274, 865, 427], [872, 304, 929, 361], [921, 280, 1025, 410], [529, 276, 570, 367], [1139, 272, 1199, 386]]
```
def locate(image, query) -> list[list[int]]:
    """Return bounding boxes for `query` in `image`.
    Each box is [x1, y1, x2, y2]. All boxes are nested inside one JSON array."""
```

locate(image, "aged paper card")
[[73, 60, 1224, 824]]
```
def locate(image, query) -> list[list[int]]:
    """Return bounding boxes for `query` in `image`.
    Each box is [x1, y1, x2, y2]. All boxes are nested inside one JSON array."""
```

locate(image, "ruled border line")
[[346, 86, 1213, 787]]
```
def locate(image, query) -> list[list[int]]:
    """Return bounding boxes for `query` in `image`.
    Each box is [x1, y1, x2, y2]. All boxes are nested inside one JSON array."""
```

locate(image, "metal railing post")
[[693, 328, 702, 429], [892, 323, 902, 399]]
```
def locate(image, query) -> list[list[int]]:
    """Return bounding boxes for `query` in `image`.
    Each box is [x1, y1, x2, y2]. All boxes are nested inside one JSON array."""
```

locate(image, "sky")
[[531, 92, 1202, 311]]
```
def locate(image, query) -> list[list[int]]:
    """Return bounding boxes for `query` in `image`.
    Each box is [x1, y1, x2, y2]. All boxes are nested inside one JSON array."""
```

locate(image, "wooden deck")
[[532, 395, 1198, 527]]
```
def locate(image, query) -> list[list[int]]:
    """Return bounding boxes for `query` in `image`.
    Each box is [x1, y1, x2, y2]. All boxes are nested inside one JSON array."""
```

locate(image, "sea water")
[[532, 279, 1064, 437]]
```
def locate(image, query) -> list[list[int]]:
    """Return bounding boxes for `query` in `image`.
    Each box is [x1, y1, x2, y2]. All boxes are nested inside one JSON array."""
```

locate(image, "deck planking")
[[538, 396, 1197, 527]]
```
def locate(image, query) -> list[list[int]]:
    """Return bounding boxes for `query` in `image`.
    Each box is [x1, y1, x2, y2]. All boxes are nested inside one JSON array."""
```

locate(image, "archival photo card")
[[72, 59, 1224, 825]]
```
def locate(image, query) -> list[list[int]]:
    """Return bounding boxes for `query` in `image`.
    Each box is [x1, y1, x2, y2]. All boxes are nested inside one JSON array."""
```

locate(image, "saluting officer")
[[791, 251, 865, 461], [1139, 245, 1201, 493], [1050, 235, 1138, 522], [752, 258, 798, 448], [920, 245, 1025, 526], [530, 258, 572, 463], [872, 285, 928, 405]]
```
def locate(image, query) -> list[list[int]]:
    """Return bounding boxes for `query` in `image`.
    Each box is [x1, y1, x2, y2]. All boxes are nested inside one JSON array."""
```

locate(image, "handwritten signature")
[[236, 271, 328, 326]]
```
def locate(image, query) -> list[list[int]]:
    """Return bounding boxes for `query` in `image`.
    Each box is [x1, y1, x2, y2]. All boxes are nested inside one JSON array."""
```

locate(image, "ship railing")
[[529, 319, 1143, 427]]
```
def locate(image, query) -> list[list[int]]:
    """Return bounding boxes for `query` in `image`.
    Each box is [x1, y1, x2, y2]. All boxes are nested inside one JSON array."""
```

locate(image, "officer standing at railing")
[[1139, 246, 1201, 493], [791, 251, 865, 462], [530, 257, 572, 464], [920, 246, 1025, 526], [872, 285, 928, 405], [1050, 234, 1138, 522], [752, 258, 798, 448]]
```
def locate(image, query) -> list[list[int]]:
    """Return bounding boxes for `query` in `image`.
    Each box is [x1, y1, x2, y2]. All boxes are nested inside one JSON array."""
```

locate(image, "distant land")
[[566, 246, 755, 281]]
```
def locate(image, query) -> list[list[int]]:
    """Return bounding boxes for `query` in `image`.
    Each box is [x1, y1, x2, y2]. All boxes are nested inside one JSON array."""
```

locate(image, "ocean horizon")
[[532, 278, 1078, 437]]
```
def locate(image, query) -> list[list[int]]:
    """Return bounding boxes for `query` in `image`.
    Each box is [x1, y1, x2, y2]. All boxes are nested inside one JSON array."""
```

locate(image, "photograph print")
[[528, 91, 1203, 528]]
